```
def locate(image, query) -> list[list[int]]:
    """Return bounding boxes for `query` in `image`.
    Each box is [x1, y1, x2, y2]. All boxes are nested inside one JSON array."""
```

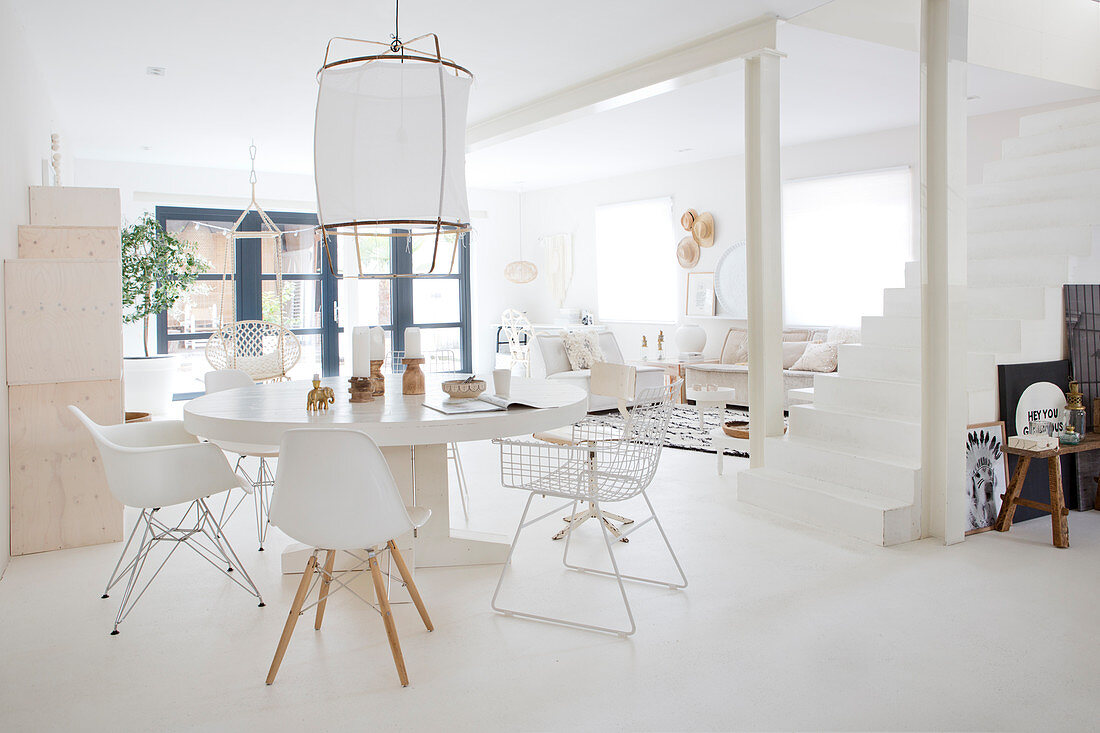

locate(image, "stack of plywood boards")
[[7, 186, 124, 555]]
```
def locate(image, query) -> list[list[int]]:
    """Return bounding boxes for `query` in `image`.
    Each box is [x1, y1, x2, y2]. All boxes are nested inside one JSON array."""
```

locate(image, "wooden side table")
[[631, 358, 717, 404], [995, 432, 1100, 548]]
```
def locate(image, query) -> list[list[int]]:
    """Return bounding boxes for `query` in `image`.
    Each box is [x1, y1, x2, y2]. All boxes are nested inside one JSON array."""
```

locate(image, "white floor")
[[2, 441, 1099, 732]]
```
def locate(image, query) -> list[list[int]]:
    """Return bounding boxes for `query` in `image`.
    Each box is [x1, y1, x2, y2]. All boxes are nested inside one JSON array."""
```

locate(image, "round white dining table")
[[184, 375, 587, 570]]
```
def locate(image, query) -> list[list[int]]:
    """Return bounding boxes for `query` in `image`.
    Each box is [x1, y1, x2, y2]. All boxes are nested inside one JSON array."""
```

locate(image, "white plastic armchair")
[[70, 410, 243, 508], [501, 308, 532, 376], [69, 407, 264, 635]]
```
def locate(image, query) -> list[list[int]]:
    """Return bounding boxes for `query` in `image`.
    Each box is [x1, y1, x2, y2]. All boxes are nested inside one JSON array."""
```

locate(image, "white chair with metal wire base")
[[69, 407, 265, 636], [492, 376, 687, 636], [203, 369, 279, 550], [265, 428, 433, 688]]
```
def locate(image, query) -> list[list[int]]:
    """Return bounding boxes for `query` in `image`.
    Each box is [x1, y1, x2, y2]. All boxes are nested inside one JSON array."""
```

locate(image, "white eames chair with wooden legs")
[[493, 378, 687, 636], [264, 429, 433, 687], [69, 406, 265, 636], [203, 368, 279, 551]]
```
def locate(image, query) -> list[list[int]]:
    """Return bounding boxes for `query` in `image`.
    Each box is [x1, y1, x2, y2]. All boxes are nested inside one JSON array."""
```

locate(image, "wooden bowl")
[[442, 378, 486, 400], [722, 420, 750, 439], [722, 420, 786, 439]]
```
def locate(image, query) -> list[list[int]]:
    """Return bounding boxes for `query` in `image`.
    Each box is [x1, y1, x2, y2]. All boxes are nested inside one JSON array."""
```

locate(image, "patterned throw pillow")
[[790, 341, 839, 373], [562, 331, 605, 370]]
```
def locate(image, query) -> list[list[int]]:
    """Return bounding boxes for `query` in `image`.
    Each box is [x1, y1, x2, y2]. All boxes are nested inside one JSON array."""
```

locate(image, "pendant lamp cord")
[[390, 0, 402, 52]]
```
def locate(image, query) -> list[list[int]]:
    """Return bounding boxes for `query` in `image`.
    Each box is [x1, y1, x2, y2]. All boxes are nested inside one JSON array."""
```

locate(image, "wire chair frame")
[[491, 380, 687, 636]]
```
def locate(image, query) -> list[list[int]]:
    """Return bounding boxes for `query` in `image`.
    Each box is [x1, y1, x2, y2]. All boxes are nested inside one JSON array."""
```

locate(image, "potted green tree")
[[121, 214, 208, 416]]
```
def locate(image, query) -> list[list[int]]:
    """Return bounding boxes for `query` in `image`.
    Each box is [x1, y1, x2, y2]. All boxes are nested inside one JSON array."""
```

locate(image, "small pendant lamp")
[[505, 195, 537, 284]]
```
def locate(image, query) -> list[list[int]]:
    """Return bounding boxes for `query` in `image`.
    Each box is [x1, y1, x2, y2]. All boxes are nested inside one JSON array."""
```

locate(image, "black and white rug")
[[596, 405, 751, 458]]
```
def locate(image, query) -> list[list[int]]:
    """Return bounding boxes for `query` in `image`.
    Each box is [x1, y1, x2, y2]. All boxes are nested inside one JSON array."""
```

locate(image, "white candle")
[[404, 327, 422, 358], [352, 326, 371, 377], [370, 327, 385, 361]]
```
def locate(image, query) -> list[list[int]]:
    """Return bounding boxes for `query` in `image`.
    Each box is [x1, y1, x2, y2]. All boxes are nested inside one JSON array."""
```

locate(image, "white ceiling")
[[10, 0, 832, 173], [466, 23, 1099, 189], [10, 1, 1097, 191]]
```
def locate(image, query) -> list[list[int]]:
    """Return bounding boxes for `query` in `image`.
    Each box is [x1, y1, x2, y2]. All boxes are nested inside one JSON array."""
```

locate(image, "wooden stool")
[[995, 433, 1100, 548]]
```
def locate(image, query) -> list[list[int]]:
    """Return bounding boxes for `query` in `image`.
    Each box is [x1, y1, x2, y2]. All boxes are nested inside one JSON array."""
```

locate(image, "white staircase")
[[738, 99, 1100, 545]]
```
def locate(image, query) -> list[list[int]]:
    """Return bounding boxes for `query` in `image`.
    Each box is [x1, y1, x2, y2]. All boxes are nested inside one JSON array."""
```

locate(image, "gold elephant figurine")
[[306, 377, 336, 412]]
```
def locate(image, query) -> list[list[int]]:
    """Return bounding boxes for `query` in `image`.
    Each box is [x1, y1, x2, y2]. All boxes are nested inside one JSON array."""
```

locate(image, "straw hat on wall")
[[680, 209, 697, 231], [676, 235, 700, 268], [692, 212, 715, 247]]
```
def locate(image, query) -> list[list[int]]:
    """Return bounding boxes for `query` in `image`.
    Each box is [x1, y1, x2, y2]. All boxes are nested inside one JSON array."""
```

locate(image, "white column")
[[920, 0, 969, 544], [744, 50, 785, 468]]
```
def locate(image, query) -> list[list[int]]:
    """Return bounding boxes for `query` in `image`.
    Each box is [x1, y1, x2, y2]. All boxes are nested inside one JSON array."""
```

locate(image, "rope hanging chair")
[[206, 143, 302, 382]]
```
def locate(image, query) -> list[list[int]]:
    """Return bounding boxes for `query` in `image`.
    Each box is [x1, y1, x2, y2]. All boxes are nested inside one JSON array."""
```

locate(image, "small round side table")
[[685, 386, 736, 429]]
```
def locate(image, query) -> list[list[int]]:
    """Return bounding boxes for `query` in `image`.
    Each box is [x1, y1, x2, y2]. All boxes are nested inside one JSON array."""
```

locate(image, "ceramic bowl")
[[442, 378, 486, 400]]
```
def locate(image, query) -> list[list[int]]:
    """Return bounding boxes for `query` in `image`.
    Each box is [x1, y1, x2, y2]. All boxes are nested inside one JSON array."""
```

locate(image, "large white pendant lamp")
[[314, 4, 473, 277]]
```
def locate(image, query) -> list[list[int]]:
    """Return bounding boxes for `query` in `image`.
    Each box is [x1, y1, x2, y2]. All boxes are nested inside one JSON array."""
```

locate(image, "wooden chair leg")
[[387, 540, 433, 632], [315, 550, 337, 630], [1048, 457, 1070, 549], [369, 553, 409, 687], [266, 553, 318, 685], [995, 455, 1031, 531]]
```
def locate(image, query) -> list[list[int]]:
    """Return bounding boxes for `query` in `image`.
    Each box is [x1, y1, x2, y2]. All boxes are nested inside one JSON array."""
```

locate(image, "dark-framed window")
[[154, 206, 338, 399]]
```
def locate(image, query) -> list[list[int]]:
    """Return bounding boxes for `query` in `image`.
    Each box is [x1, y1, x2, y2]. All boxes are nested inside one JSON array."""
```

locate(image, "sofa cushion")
[[535, 333, 572, 376], [791, 341, 839, 372], [562, 331, 604, 370], [720, 328, 749, 364], [782, 341, 809, 368], [826, 326, 861, 344], [687, 363, 748, 374]]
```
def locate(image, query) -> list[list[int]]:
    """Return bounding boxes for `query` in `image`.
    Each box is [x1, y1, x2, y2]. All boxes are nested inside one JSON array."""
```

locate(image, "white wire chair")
[[500, 308, 532, 377], [491, 380, 687, 636], [206, 320, 301, 382]]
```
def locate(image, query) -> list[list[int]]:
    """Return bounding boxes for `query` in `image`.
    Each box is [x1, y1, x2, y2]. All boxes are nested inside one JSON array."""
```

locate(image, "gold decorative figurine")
[[306, 374, 335, 412], [656, 330, 665, 360]]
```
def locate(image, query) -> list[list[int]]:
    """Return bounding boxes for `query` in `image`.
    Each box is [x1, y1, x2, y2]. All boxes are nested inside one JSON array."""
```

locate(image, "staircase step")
[[787, 387, 814, 405], [904, 260, 919, 289], [16, 225, 120, 259], [737, 467, 920, 546], [881, 285, 1057, 320], [788, 403, 920, 460], [969, 170, 1100, 208], [967, 255, 1069, 287], [983, 145, 1100, 183], [763, 436, 919, 503], [863, 315, 1026, 354], [969, 197, 1100, 233], [969, 225, 1093, 259], [813, 373, 920, 419], [837, 343, 994, 389], [1019, 100, 1100, 137], [1002, 121, 1100, 159]]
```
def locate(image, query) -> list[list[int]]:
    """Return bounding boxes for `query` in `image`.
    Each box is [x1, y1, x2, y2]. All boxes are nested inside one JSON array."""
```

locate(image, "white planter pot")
[[124, 355, 178, 417]]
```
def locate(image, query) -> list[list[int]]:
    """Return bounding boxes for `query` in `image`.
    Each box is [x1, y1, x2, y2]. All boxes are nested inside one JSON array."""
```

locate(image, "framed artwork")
[[686, 272, 715, 316], [965, 421, 1008, 534]]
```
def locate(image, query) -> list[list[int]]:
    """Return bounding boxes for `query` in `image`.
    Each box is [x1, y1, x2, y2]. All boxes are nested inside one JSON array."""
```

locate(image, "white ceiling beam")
[[466, 15, 779, 151]]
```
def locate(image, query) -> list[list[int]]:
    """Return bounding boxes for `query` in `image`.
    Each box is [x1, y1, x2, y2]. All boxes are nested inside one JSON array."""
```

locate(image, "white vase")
[[123, 355, 178, 417], [674, 324, 707, 354]]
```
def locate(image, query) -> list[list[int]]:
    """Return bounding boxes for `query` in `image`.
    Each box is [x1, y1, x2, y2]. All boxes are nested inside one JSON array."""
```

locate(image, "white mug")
[[493, 368, 511, 398]]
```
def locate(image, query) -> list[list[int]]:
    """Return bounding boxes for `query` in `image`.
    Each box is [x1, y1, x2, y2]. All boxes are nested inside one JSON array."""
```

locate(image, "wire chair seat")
[[206, 320, 301, 382]]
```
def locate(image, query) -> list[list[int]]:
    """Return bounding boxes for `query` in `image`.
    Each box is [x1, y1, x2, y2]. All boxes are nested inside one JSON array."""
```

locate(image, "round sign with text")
[[1014, 381, 1067, 436]]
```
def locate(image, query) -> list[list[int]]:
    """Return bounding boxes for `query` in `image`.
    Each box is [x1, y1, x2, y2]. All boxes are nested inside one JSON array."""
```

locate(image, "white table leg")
[[716, 447, 724, 475]]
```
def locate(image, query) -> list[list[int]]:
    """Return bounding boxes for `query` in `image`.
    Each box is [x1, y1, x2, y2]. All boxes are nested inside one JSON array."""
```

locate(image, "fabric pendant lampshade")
[[314, 36, 473, 275]]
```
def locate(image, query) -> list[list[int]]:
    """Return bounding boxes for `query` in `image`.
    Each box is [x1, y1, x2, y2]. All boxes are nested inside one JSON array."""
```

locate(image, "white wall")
[[518, 126, 920, 363], [0, 0, 65, 574]]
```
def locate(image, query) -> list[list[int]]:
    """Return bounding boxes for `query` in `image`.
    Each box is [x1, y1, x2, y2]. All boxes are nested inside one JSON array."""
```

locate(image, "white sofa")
[[684, 326, 860, 409], [530, 330, 666, 412]]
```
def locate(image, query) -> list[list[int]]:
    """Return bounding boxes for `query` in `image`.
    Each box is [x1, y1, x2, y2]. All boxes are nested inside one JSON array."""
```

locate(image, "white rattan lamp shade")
[[315, 61, 472, 230], [504, 260, 538, 284]]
